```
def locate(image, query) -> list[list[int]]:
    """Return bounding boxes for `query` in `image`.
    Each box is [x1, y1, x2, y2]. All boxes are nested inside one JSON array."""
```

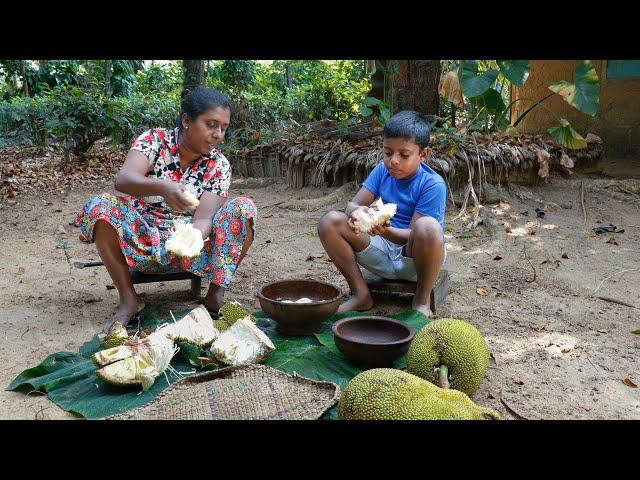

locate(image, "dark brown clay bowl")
[[258, 279, 342, 336], [332, 316, 415, 368]]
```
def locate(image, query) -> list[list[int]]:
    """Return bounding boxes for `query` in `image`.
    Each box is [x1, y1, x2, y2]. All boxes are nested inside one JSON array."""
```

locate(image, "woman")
[[75, 87, 257, 333]]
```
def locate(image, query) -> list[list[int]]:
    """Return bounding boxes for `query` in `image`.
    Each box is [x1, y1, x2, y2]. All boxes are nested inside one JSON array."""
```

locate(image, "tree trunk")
[[367, 60, 386, 101], [389, 60, 441, 115], [18, 60, 29, 97], [285, 64, 292, 88], [105, 60, 112, 97], [182, 60, 206, 99], [38, 60, 47, 71]]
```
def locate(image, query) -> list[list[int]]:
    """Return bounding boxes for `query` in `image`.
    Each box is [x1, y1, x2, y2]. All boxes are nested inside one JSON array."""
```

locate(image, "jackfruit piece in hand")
[[406, 318, 490, 397], [338, 368, 500, 420], [183, 190, 200, 209], [165, 221, 204, 258], [219, 301, 257, 326], [353, 198, 397, 233]]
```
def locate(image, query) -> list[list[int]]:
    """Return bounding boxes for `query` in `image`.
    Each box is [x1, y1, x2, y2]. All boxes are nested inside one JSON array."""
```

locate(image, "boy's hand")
[[368, 220, 390, 237], [347, 206, 371, 234]]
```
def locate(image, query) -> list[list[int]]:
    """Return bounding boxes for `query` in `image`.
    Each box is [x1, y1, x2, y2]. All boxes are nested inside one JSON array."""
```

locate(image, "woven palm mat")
[[107, 364, 340, 420]]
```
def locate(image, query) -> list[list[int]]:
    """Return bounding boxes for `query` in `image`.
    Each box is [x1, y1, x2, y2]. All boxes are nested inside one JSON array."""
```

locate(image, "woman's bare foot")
[[337, 293, 374, 313], [103, 296, 146, 334], [412, 302, 434, 319], [202, 284, 225, 313]]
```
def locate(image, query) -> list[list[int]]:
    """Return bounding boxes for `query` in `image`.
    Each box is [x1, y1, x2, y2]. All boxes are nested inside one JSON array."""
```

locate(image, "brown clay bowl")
[[332, 316, 415, 367], [258, 279, 342, 336]]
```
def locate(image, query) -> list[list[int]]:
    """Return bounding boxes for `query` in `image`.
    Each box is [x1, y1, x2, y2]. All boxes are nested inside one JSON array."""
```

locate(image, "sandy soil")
[[1, 174, 639, 420]]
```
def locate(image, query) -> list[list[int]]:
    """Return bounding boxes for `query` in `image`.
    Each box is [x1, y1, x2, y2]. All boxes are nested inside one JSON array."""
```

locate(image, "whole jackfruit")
[[338, 368, 500, 420], [406, 318, 489, 397]]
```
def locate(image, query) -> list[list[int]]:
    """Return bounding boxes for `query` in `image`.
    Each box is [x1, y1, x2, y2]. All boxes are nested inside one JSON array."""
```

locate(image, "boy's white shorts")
[[355, 234, 446, 282]]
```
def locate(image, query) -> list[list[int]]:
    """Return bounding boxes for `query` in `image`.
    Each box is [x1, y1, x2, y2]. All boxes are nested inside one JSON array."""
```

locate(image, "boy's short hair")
[[383, 110, 430, 149]]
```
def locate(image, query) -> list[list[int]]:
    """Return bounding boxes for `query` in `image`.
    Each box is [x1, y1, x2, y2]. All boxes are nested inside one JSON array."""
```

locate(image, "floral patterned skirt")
[[74, 193, 257, 288]]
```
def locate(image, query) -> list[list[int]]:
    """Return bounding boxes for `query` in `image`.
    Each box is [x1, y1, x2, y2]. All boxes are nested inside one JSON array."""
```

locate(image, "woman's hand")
[[162, 182, 192, 213]]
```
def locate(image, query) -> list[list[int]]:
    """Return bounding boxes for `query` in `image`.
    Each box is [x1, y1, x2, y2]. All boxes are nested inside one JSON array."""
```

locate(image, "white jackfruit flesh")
[[211, 317, 275, 366], [165, 220, 204, 257], [354, 198, 397, 232], [183, 190, 200, 209], [161, 305, 219, 347]]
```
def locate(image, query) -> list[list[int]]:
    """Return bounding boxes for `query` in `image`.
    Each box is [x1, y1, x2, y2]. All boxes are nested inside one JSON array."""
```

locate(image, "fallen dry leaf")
[[515, 287, 522, 294], [618, 229, 625, 234], [493, 255, 503, 261], [632, 329, 640, 335], [584, 231, 598, 237], [561, 347, 573, 353], [539, 202, 549, 212], [623, 378, 637, 388], [476, 287, 488, 296], [597, 328, 608, 334], [504, 225, 512, 233], [514, 379, 525, 385], [606, 237, 619, 246], [561, 252, 569, 259], [16, 267, 25, 275], [305, 255, 315, 261]]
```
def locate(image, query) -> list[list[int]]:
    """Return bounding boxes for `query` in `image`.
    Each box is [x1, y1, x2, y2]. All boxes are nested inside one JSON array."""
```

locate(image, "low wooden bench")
[[74, 261, 202, 299], [362, 268, 450, 314]]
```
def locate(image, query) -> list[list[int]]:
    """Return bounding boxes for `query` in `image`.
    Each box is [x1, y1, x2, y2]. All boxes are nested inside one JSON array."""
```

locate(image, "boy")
[[318, 110, 446, 318]]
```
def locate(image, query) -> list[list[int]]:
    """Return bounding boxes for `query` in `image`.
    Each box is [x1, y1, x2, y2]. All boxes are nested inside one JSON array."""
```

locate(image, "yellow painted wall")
[[511, 60, 640, 159]]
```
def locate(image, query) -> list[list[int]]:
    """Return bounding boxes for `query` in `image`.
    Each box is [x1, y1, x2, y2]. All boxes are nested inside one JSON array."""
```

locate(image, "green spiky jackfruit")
[[406, 318, 489, 397], [214, 319, 231, 331], [219, 301, 256, 326], [338, 368, 500, 420], [102, 322, 130, 348]]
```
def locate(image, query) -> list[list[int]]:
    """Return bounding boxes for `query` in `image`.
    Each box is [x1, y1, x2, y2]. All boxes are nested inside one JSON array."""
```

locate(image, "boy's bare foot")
[[104, 296, 146, 333], [338, 293, 374, 313], [412, 302, 434, 319]]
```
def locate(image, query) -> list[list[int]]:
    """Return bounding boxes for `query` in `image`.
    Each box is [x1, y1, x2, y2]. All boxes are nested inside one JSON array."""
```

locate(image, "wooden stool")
[[362, 268, 450, 314], [74, 261, 202, 300]]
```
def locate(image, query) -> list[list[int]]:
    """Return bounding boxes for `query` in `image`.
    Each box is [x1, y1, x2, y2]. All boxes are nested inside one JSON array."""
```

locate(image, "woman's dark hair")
[[383, 110, 430, 149], [176, 86, 232, 131]]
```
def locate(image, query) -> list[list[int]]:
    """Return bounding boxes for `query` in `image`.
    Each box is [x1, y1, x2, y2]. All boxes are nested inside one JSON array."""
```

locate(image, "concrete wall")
[[511, 60, 640, 161]]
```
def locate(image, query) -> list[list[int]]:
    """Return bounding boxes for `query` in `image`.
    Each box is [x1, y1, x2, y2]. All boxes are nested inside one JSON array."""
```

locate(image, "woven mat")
[[107, 364, 340, 420]]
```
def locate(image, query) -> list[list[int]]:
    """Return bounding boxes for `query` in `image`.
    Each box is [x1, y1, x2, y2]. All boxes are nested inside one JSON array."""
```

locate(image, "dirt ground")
[[1, 172, 639, 420]]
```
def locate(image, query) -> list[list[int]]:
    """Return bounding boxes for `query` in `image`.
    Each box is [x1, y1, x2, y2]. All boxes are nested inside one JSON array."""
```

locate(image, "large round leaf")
[[460, 60, 499, 98], [472, 88, 505, 113], [497, 60, 530, 87], [548, 119, 587, 149], [548, 61, 600, 116]]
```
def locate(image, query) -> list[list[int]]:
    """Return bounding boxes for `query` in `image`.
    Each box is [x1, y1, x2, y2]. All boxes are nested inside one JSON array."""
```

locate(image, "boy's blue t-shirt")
[[362, 162, 447, 230]]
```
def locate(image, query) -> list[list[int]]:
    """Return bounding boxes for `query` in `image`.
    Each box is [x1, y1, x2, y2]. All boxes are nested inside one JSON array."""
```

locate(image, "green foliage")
[[548, 60, 600, 116], [0, 59, 371, 154]]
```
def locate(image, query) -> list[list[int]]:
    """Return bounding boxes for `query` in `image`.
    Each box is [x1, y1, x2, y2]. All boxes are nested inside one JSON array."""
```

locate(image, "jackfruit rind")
[[406, 318, 489, 397], [161, 305, 219, 347], [219, 301, 257, 326], [338, 368, 500, 420], [102, 322, 130, 348], [92, 345, 137, 368]]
